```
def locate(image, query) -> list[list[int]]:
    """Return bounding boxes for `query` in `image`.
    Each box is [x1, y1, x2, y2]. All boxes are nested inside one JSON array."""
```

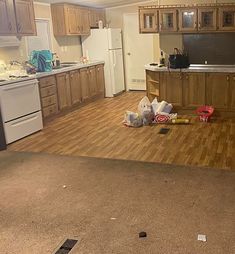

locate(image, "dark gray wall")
[[183, 33, 235, 65]]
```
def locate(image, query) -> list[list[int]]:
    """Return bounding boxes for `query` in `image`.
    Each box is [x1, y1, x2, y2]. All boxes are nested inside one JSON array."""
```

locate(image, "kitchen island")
[[145, 64, 235, 117]]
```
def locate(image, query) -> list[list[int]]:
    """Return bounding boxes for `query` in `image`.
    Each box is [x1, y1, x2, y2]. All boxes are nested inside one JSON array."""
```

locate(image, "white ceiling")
[[37, 0, 152, 8]]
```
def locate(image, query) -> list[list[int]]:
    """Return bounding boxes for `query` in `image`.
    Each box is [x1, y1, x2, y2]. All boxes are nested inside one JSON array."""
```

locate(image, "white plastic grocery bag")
[[138, 96, 152, 116]]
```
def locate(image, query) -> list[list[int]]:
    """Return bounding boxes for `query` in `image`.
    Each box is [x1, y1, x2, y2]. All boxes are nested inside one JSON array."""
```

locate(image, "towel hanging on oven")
[[168, 48, 189, 69]]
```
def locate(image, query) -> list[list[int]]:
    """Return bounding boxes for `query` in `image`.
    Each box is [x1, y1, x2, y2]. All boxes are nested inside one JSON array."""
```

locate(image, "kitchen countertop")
[[145, 64, 235, 73], [0, 60, 105, 86], [36, 60, 105, 78]]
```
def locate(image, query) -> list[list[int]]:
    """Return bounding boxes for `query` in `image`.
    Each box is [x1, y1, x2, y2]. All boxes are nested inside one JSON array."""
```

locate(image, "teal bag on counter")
[[30, 50, 52, 72]]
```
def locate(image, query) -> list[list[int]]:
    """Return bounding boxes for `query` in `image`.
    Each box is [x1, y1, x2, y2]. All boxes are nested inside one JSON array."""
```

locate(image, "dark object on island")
[[168, 48, 189, 69], [139, 231, 147, 238]]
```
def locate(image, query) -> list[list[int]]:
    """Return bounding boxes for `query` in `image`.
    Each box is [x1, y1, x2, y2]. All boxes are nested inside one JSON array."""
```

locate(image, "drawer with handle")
[[39, 76, 56, 88], [40, 85, 57, 98], [41, 95, 57, 108], [42, 104, 58, 118]]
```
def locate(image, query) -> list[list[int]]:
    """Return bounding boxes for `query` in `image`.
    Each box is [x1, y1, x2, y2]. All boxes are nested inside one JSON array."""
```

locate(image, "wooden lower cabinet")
[[146, 70, 235, 115], [160, 72, 183, 107], [70, 70, 82, 105], [206, 73, 230, 110], [39, 64, 105, 120], [56, 72, 72, 110], [80, 68, 90, 102], [39, 75, 59, 119], [183, 72, 206, 108], [96, 65, 105, 95], [146, 70, 160, 101], [88, 66, 97, 97], [230, 74, 235, 110]]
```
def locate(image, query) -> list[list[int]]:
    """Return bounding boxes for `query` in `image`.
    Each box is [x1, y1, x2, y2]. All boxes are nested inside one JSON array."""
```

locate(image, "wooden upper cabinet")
[[79, 7, 90, 35], [0, 0, 16, 35], [97, 9, 106, 27], [51, 4, 90, 36], [198, 8, 217, 31], [66, 5, 80, 34], [14, 0, 36, 35], [159, 9, 177, 32], [89, 8, 98, 27], [139, 9, 158, 33], [89, 8, 106, 28], [51, 4, 66, 36], [178, 8, 198, 32], [218, 6, 235, 31], [0, 0, 35, 36]]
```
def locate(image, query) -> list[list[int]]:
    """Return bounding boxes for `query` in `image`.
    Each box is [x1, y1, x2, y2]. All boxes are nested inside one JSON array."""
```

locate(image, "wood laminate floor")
[[9, 92, 235, 170]]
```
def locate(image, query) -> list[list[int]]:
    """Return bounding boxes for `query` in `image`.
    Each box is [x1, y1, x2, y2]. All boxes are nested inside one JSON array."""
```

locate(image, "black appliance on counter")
[[0, 110, 6, 151]]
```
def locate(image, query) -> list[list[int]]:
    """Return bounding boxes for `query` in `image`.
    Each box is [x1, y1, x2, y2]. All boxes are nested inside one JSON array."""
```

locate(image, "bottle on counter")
[[159, 51, 165, 66]]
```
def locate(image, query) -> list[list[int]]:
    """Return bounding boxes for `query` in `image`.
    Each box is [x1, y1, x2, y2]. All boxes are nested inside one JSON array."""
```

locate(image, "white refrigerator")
[[82, 28, 125, 97]]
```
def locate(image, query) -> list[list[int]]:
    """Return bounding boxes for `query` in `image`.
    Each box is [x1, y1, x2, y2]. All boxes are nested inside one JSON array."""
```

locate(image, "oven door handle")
[[1, 80, 38, 91]]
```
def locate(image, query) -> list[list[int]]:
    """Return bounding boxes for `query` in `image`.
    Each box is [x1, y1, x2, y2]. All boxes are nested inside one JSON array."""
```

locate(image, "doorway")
[[123, 13, 154, 91], [26, 19, 52, 58]]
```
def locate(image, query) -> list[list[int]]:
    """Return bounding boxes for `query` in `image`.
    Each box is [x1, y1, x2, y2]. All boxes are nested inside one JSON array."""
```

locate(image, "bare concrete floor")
[[0, 151, 234, 254]]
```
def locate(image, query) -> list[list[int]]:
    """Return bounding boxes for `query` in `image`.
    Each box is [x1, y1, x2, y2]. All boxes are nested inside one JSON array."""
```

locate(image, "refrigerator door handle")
[[113, 51, 116, 67]]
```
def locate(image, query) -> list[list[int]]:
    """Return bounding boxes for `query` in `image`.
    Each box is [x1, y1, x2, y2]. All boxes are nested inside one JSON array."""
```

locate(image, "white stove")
[[0, 77, 43, 144]]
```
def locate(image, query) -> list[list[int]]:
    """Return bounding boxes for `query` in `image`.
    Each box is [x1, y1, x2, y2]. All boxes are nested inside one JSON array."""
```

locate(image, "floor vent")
[[55, 239, 78, 254], [159, 128, 170, 134]]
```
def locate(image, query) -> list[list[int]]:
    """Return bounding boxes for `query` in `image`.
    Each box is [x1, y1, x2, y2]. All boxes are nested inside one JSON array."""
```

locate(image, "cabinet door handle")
[[227, 76, 230, 81], [97, 68, 100, 71], [185, 75, 189, 80], [70, 74, 73, 78]]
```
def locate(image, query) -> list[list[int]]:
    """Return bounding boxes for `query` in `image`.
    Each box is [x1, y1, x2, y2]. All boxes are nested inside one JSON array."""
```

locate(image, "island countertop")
[[145, 64, 235, 73]]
